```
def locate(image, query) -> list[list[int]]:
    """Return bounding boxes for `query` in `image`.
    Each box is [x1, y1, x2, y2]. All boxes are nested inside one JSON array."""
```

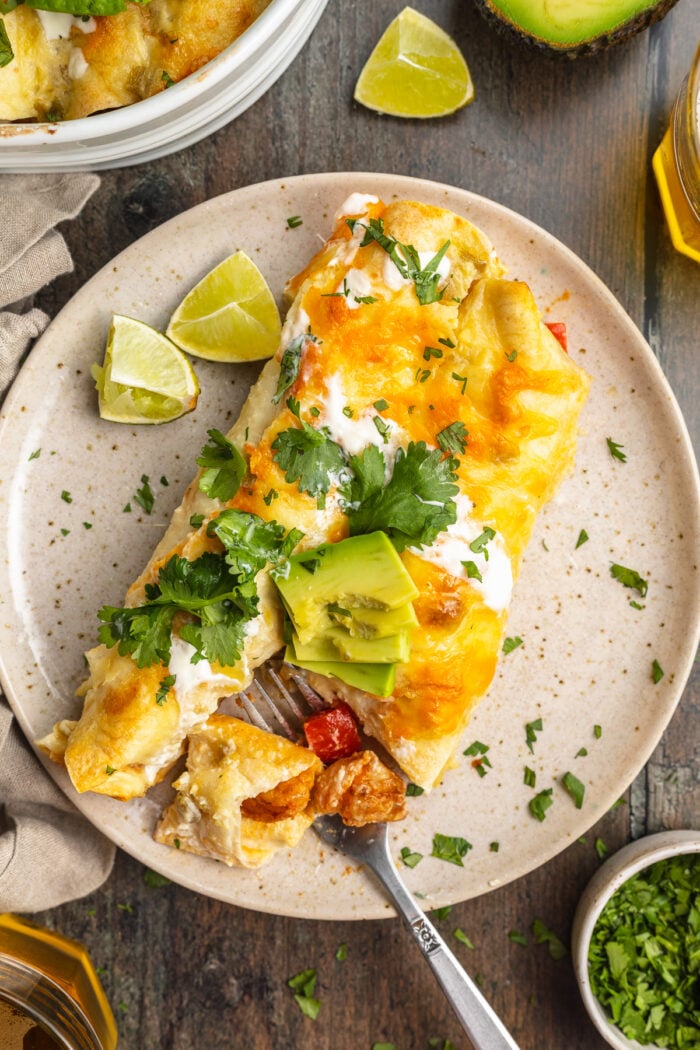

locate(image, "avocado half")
[[473, 0, 680, 57]]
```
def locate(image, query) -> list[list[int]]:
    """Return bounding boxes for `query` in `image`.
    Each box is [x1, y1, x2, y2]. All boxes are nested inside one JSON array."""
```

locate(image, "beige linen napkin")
[[0, 173, 116, 913]]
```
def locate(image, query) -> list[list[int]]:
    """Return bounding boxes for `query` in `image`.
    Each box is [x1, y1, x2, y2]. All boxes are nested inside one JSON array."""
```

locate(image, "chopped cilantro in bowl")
[[572, 831, 700, 1050]]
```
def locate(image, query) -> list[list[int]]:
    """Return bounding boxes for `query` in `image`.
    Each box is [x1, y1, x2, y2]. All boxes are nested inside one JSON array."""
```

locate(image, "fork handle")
[[363, 850, 521, 1050]]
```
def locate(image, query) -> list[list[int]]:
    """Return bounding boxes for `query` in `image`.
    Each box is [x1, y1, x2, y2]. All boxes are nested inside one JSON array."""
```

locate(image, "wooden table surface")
[[30, 2, 699, 1048]]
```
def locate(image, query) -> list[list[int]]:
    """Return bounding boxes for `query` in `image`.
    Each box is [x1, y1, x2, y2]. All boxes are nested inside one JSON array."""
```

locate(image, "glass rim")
[[0, 954, 103, 1050]]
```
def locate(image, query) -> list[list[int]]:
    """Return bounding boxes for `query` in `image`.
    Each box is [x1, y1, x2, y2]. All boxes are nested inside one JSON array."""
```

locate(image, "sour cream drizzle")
[[318, 373, 405, 476], [36, 11, 95, 38], [411, 494, 513, 613]]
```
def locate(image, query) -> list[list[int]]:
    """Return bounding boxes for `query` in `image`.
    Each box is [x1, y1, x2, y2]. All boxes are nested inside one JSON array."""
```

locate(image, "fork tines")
[[236, 664, 327, 744]]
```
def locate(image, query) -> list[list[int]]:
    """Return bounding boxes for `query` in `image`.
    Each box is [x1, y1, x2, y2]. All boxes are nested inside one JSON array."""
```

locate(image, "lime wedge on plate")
[[354, 7, 474, 119], [93, 314, 199, 425], [166, 250, 282, 362]]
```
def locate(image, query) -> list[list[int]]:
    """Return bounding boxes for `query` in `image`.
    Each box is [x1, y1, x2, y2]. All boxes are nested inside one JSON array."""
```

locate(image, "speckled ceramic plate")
[[1, 174, 698, 920]]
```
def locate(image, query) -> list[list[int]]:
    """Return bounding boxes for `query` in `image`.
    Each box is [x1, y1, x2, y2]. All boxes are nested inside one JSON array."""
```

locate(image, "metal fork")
[[238, 666, 520, 1050]]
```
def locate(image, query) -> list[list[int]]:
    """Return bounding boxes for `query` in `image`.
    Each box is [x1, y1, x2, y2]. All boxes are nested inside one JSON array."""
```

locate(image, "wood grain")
[[31, 2, 699, 1047]]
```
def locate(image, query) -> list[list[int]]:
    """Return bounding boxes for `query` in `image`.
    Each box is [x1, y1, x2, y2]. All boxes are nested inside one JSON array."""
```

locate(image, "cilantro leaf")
[[529, 788, 553, 822], [436, 421, 468, 455], [431, 833, 472, 866], [196, 429, 246, 502], [287, 969, 321, 1020], [606, 437, 627, 462], [561, 771, 585, 809], [273, 332, 315, 405], [525, 717, 543, 752], [0, 17, 13, 66], [652, 658, 664, 684], [143, 868, 171, 887], [400, 846, 423, 868], [341, 441, 458, 552], [25, 0, 135, 14], [155, 674, 175, 705], [503, 635, 523, 654], [532, 919, 568, 960], [610, 562, 648, 597], [207, 509, 288, 577], [272, 420, 347, 506]]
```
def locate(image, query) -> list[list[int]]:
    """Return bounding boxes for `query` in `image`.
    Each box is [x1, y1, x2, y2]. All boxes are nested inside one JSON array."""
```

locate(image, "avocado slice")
[[474, 0, 678, 55], [326, 601, 419, 639], [292, 626, 411, 664], [275, 532, 419, 645], [285, 645, 397, 698]]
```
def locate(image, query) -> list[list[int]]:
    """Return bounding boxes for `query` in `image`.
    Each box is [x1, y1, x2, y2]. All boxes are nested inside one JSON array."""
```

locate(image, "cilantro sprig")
[[272, 418, 347, 508], [99, 509, 299, 669], [340, 441, 459, 552], [196, 429, 246, 502]]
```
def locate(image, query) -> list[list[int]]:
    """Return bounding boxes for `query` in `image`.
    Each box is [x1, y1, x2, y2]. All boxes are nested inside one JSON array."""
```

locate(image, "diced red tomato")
[[303, 701, 362, 764], [544, 321, 568, 353]]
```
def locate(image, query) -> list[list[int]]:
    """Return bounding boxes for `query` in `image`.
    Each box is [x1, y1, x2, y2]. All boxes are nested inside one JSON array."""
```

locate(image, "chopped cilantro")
[[438, 337, 456, 348], [508, 930, 528, 946], [371, 1044, 396, 1050], [347, 217, 450, 305], [263, 488, 279, 506], [189, 513, 205, 528], [451, 371, 468, 395], [436, 421, 468, 455], [489, 841, 500, 852], [462, 560, 482, 582], [529, 788, 554, 822], [594, 724, 602, 739], [406, 782, 424, 796], [606, 437, 627, 462], [196, 429, 246, 501], [0, 20, 14, 67], [274, 332, 316, 404], [341, 441, 458, 552], [423, 345, 443, 361], [134, 475, 154, 514], [525, 718, 543, 752], [524, 766, 536, 788], [575, 747, 588, 758], [575, 529, 589, 549], [123, 502, 131, 513], [82, 521, 92, 530], [116, 902, 132, 913], [272, 419, 347, 507], [470, 527, 495, 558], [629, 599, 645, 610], [400, 847, 423, 868], [463, 740, 489, 757], [652, 659, 664, 684], [335, 943, 347, 961], [342, 406, 353, 418], [595, 837, 608, 859], [286, 215, 303, 228], [610, 562, 648, 597], [431, 833, 472, 867], [105, 765, 116, 775], [60, 528, 70, 536], [503, 636, 523, 654], [505, 350, 518, 362], [588, 854, 700, 1046], [453, 929, 474, 948], [28, 448, 41, 461], [561, 771, 585, 809], [287, 969, 321, 1020], [373, 416, 391, 443], [415, 367, 431, 383], [143, 868, 171, 887], [155, 674, 175, 705], [432, 906, 452, 921], [161, 69, 175, 88], [61, 489, 72, 503], [532, 919, 568, 959], [373, 398, 389, 411], [160, 475, 169, 487], [355, 294, 378, 305]]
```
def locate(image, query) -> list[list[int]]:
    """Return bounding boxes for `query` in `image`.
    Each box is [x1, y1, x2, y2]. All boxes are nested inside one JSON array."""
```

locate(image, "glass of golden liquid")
[[653, 42, 700, 264], [0, 914, 117, 1049]]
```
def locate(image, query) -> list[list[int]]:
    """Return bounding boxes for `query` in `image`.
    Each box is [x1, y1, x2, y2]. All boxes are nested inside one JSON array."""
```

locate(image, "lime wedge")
[[354, 7, 474, 119], [93, 314, 199, 425], [166, 250, 282, 362]]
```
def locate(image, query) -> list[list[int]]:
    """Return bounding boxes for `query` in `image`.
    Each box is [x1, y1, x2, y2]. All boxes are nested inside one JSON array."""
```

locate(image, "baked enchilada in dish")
[[39, 194, 590, 869], [0, 0, 270, 122]]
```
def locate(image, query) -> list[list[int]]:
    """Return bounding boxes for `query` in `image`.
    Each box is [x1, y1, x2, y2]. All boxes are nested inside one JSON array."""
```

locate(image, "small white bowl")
[[572, 830, 700, 1050]]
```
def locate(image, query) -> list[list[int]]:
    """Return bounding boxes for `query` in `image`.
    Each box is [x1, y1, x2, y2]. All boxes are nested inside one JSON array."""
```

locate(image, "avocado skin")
[[473, 0, 679, 57]]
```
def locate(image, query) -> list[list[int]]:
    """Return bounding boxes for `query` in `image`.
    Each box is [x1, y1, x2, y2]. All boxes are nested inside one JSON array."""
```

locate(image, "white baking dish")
[[0, 0, 327, 172]]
